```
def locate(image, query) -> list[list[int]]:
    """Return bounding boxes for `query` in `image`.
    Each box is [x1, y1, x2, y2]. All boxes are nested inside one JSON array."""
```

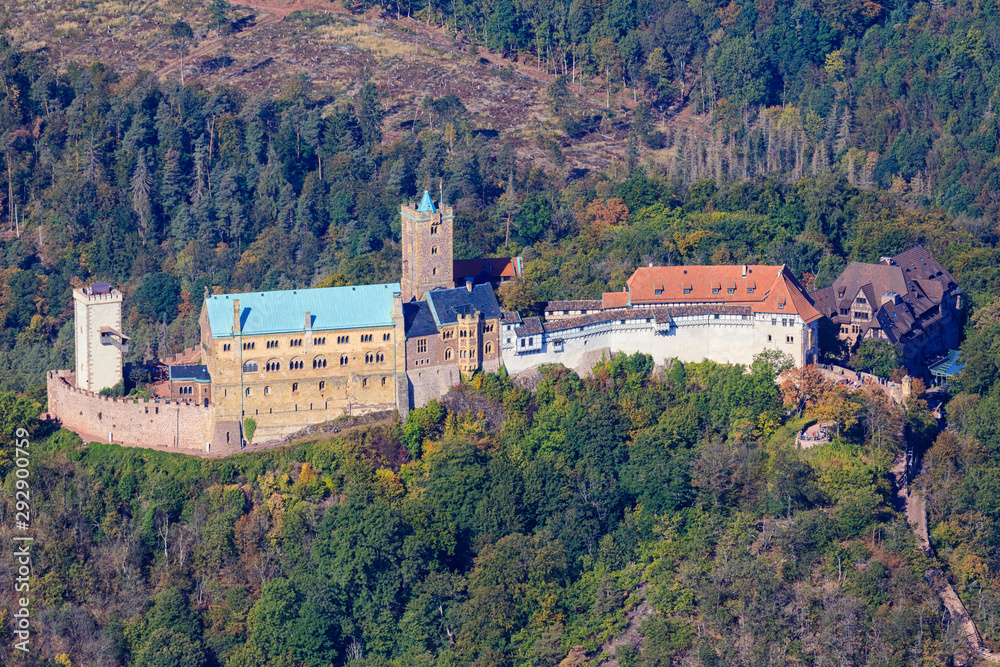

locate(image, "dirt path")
[[894, 451, 1000, 663]]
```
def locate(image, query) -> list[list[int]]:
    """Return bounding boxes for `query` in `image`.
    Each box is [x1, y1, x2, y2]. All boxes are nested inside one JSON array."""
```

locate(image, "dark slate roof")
[[516, 317, 543, 336], [403, 300, 440, 338], [810, 285, 837, 318], [811, 246, 958, 348], [425, 284, 502, 326], [169, 365, 211, 382], [501, 310, 522, 324], [890, 246, 957, 288]]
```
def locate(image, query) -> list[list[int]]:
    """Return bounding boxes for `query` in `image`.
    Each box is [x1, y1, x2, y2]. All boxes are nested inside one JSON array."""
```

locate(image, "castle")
[[48, 192, 824, 455]]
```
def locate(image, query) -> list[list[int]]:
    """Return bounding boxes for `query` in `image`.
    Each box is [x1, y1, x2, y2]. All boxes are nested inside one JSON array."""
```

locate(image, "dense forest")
[[0, 353, 973, 665], [4, 0, 1000, 661]]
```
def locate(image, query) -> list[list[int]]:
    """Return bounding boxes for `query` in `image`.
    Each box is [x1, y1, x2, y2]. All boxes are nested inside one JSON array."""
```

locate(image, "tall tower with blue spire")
[[400, 190, 454, 301]]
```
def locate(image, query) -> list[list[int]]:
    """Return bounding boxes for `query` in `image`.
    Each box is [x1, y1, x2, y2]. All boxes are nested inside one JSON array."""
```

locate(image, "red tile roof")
[[624, 265, 822, 323], [602, 292, 630, 309]]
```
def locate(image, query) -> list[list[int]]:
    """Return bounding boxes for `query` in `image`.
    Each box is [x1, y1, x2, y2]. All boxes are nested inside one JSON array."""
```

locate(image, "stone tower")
[[401, 190, 454, 302], [73, 283, 127, 392]]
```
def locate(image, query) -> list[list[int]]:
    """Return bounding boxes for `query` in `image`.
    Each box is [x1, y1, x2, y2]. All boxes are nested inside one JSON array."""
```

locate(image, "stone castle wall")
[[408, 365, 462, 409], [502, 314, 818, 375], [46, 371, 242, 456]]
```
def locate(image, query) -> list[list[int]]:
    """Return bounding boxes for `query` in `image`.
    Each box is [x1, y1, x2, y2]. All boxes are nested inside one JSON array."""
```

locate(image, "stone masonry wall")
[[47, 370, 242, 456]]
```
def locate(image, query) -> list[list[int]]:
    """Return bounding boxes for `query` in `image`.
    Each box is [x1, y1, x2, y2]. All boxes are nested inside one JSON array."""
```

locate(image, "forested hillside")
[[1, 355, 973, 666], [5, 0, 1000, 663]]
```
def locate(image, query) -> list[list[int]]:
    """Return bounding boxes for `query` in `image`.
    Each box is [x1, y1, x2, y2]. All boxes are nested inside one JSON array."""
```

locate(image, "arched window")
[[319, 381, 326, 390], [432, 267, 438, 275], [444, 348, 452, 360], [485, 342, 493, 355], [340, 354, 349, 365], [265, 359, 280, 372], [264, 386, 270, 395], [290, 358, 304, 370], [376, 351, 384, 363], [362, 378, 368, 388], [245, 387, 251, 396], [365, 352, 374, 364], [313, 356, 327, 369], [292, 383, 299, 392], [243, 360, 258, 373], [382, 377, 387, 387], [431, 245, 438, 255]]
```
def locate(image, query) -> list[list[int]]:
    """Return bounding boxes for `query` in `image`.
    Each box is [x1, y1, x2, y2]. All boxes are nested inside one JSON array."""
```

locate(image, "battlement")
[[46, 370, 240, 456], [48, 371, 208, 410], [73, 286, 123, 303], [160, 345, 202, 366]]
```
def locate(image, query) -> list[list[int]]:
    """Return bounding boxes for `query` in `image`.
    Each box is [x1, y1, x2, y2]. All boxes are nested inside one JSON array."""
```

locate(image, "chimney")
[[233, 299, 241, 334], [742, 264, 747, 278], [304, 311, 312, 330], [880, 293, 901, 306], [465, 279, 474, 293]]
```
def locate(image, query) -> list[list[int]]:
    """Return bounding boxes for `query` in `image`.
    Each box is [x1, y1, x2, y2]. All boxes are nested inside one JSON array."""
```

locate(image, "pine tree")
[[358, 82, 384, 148], [159, 148, 185, 218], [131, 150, 154, 245], [836, 107, 852, 153]]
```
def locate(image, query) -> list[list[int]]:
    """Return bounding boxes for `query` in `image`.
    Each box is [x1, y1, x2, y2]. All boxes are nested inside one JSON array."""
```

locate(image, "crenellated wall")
[[46, 370, 241, 456]]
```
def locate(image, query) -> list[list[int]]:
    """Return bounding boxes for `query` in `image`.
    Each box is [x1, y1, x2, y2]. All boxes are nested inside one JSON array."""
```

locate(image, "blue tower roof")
[[417, 190, 437, 214]]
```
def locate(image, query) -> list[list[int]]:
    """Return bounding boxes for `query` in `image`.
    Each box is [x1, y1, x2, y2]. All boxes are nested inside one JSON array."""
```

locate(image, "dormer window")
[[683, 288, 691, 295], [654, 289, 663, 296], [712, 288, 720, 295], [778, 302, 784, 309], [747, 288, 755, 294]]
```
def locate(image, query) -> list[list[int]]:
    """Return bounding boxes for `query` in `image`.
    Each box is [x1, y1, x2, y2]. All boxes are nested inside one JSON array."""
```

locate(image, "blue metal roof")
[[417, 190, 437, 213], [169, 365, 212, 382], [206, 283, 400, 338], [929, 349, 964, 377]]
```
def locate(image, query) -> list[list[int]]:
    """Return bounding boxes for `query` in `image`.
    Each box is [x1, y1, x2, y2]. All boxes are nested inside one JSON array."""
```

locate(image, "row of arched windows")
[[244, 377, 389, 396], [442, 343, 492, 361], [243, 352, 389, 374]]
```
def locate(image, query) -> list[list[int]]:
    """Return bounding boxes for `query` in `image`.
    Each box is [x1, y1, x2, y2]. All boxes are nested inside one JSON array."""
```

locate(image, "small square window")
[[727, 288, 735, 294], [748, 288, 755, 294], [683, 288, 691, 295], [712, 288, 719, 295]]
